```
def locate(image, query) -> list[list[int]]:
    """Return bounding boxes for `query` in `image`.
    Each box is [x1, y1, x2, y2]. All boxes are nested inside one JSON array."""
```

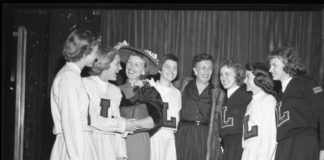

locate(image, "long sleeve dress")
[[241, 91, 277, 160], [119, 81, 164, 160], [150, 82, 182, 160], [82, 76, 127, 159], [50, 62, 98, 160]]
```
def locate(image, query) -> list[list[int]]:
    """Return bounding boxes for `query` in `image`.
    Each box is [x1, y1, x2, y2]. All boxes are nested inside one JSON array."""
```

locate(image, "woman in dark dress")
[[176, 53, 223, 160]]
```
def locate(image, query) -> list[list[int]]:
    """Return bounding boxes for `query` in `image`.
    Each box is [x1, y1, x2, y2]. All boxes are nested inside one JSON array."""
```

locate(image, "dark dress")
[[119, 81, 164, 160], [176, 79, 214, 160]]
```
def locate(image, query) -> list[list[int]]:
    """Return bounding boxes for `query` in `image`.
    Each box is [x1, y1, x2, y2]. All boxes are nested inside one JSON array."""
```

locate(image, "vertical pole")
[[13, 26, 27, 160]]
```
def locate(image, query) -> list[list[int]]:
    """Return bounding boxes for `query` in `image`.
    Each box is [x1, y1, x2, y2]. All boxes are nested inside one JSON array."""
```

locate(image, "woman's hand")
[[125, 118, 138, 133]]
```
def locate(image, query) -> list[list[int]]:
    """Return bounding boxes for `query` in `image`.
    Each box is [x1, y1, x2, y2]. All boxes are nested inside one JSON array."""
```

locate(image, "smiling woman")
[[82, 48, 138, 160]]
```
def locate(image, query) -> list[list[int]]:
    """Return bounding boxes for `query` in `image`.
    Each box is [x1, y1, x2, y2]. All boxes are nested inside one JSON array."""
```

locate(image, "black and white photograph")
[[3, 3, 324, 160]]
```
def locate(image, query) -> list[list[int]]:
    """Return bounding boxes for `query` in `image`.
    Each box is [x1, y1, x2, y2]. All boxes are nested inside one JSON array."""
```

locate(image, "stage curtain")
[[100, 9, 323, 87]]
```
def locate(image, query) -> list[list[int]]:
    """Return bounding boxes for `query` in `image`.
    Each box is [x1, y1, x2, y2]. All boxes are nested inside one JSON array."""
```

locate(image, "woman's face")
[[160, 59, 178, 82], [84, 45, 99, 67], [101, 54, 122, 81], [125, 55, 146, 80], [220, 66, 238, 90], [269, 57, 290, 82], [193, 60, 213, 84], [244, 70, 257, 92]]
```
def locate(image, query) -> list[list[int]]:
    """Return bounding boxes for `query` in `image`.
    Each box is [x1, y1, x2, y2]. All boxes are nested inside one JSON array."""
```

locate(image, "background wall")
[[100, 9, 324, 88], [2, 5, 324, 160]]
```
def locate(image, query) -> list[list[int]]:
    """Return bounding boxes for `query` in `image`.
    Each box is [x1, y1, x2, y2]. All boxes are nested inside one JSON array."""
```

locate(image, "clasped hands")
[[125, 118, 140, 134]]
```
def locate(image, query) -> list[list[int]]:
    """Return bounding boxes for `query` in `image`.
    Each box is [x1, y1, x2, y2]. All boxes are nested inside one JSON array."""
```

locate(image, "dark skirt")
[[176, 122, 209, 160], [221, 135, 243, 160], [275, 136, 319, 160]]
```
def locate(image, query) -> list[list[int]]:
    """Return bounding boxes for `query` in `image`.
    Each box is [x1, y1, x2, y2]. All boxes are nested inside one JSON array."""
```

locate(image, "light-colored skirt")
[[150, 128, 177, 160], [91, 132, 124, 160], [50, 132, 98, 160]]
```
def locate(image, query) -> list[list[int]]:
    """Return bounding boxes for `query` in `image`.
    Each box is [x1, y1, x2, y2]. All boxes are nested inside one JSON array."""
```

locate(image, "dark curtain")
[[3, 8, 102, 160], [100, 9, 323, 87]]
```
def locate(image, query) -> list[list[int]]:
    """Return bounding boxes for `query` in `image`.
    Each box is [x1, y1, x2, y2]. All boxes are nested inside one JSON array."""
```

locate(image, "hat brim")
[[118, 46, 159, 75]]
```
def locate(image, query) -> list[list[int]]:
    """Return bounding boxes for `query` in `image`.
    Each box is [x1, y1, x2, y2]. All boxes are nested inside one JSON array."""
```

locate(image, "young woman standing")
[[151, 54, 181, 160], [241, 62, 277, 160], [218, 59, 252, 160], [268, 47, 324, 160], [50, 29, 100, 160]]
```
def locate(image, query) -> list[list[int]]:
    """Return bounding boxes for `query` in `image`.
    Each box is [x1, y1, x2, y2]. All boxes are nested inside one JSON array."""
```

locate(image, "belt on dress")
[[180, 120, 209, 126]]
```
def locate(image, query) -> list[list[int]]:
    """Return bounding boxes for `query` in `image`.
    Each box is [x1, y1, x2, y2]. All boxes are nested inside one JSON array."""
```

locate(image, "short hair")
[[220, 59, 245, 86], [62, 29, 100, 62], [158, 53, 179, 70], [90, 48, 119, 76], [268, 47, 306, 77], [246, 62, 276, 96], [192, 53, 213, 68]]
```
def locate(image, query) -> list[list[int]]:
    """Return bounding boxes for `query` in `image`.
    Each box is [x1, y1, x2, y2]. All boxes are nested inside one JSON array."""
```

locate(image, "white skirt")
[[150, 128, 177, 160], [91, 132, 124, 160], [50, 132, 98, 160]]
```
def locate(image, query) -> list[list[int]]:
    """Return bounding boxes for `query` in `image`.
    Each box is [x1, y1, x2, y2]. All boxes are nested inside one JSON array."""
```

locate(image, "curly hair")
[[246, 62, 276, 96], [192, 53, 213, 68], [62, 29, 100, 62], [158, 53, 179, 70], [268, 47, 306, 77], [220, 59, 245, 86], [90, 48, 119, 76]]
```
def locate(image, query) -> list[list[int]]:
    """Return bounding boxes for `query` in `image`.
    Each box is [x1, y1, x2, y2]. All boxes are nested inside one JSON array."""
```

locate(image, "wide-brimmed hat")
[[118, 46, 159, 75]]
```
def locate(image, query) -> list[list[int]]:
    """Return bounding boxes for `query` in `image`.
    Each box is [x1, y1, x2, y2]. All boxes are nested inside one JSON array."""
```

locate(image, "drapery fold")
[[101, 9, 323, 86]]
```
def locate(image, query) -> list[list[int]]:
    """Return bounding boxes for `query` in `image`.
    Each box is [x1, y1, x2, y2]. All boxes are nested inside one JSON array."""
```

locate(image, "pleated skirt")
[[150, 128, 177, 160], [221, 135, 243, 160], [275, 136, 319, 160], [50, 133, 98, 160], [91, 132, 120, 160], [176, 122, 209, 160]]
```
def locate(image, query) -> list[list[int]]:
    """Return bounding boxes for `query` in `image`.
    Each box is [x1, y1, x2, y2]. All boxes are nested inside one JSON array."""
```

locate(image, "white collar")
[[281, 77, 292, 92], [252, 90, 266, 99], [93, 76, 109, 88], [155, 80, 173, 91], [67, 62, 81, 74], [227, 85, 240, 98]]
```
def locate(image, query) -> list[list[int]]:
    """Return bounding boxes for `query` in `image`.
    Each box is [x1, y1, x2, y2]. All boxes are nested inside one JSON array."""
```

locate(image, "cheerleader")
[[219, 59, 252, 160], [82, 48, 137, 160], [50, 29, 99, 160], [268, 47, 324, 160], [241, 62, 277, 160], [151, 53, 181, 160]]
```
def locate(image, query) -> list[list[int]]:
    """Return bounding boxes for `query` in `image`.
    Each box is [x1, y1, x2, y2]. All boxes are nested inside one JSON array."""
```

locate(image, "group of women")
[[50, 29, 324, 160]]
